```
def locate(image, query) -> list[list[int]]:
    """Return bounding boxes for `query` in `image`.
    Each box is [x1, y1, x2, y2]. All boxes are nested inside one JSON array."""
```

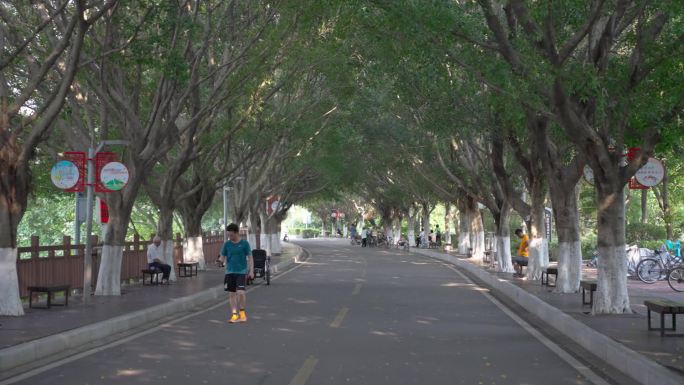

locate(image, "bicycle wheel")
[[636, 258, 663, 284], [668, 268, 684, 292]]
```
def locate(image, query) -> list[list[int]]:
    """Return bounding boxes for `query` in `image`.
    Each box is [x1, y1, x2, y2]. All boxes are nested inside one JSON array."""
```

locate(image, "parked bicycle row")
[[586, 240, 683, 291]]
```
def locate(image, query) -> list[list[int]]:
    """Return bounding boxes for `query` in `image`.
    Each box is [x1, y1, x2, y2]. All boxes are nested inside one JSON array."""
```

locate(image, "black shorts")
[[224, 274, 246, 292]]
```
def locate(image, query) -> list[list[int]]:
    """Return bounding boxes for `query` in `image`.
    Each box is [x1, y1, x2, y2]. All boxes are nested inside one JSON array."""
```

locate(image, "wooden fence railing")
[[16, 231, 224, 298]]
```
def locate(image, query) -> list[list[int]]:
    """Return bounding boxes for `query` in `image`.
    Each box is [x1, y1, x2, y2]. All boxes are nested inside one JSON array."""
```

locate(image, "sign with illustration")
[[99, 162, 129, 191], [634, 157, 665, 187], [50, 160, 80, 190]]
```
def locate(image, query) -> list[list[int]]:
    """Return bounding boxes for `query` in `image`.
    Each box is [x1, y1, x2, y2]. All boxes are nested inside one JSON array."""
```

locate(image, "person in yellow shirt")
[[513, 229, 529, 277]]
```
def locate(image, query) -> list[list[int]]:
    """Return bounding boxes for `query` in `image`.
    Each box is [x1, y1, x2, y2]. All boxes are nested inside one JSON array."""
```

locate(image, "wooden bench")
[[644, 300, 684, 337], [142, 269, 164, 285], [177, 262, 199, 277], [28, 285, 70, 309], [541, 267, 558, 287], [580, 280, 597, 306]]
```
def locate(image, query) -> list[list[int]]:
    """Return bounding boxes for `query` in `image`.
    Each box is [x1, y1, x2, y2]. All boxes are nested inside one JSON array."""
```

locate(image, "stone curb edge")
[[0, 243, 305, 374], [414, 248, 683, 385]]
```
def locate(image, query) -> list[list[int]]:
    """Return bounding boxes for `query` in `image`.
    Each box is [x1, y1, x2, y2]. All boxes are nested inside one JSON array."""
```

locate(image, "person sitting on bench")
[[147, 235, 171, 283], [512, 229, 529, 278]]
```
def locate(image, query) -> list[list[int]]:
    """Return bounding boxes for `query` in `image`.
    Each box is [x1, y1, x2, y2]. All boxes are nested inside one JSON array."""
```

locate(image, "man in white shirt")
[[147, 235, 171, 283]]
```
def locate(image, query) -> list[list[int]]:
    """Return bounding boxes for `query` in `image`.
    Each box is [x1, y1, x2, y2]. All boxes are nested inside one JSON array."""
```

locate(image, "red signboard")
[[99, 198, 109, 224], [63, 152, 86, 192], [95, 152, 118, 192], [629, 177, 648, 190], [626, 147, 649, 189]]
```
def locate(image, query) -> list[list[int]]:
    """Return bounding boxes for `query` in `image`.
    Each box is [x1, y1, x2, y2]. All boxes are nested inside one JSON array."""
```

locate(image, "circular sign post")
[[99, 162, 129, 191], [635, 157, 665, 187], [51, 160, 80, 190]]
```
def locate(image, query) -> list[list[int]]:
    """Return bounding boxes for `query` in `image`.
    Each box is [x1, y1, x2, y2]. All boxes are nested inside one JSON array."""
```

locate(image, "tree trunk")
[[182, 212, 206, 270], [493, 205, 514, 273], [95, 203, 131, 296], [443, 203, 452, 246], [407, 209, 417, 247], [271, 219, 283, 255], [0, 194, 25, 315], [457, 197, 471, 254], [467, 197, 484, 262], [0, 248, 23, 316], [421, 201, 431, 236], [157, 207, 177, 281], [247, 213, 259, 248], [526, 180, 549, 281], [594, 184, 631, 314], [550, 184, 582, 293]]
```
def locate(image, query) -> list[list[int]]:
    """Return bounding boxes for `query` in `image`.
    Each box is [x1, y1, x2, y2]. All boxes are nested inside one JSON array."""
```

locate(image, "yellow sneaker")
[[239, 310, 247, 322], [228, 313, 240, 323]]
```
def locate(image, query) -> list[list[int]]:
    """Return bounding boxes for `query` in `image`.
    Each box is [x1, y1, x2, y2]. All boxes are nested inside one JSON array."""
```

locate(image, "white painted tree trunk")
[[527, 237, 548, 280], [594, 245, 630, 314], [458, 208, 470, 254], [407, 214, 417, 247], [247, 233, 257, 249], [183, 236, 206, 270], [95, 245, 123, 296], [471, 230, 485, 263], [271, 233, 282, 255], [160, 239, 177, 281], [384, 225, 393, 242], [593, 185, 631, 314], [496, 236, 514, 273], [468, 199, 484, 262], [554, 241, 582, 293], [0, 248, 24, 316], [392, 219, 401, 245]]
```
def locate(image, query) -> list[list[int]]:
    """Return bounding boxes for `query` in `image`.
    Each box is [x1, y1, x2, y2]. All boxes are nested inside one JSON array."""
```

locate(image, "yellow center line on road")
[[330, 307, 349, 328], [352, 283, 362, 295], [288, 356, 319, 385]]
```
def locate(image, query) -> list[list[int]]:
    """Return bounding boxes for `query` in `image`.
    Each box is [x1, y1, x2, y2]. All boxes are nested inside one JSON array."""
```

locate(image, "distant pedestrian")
[[147, 235, 171, 283], [513, 229, 529, 277], [220, 223, 254, 323]]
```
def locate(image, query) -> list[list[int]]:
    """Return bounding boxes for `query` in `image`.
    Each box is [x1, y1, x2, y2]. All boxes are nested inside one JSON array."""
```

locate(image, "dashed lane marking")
[[288, 356, 319, 385], [330, 307, 349, 328], [352, 283, 362, 295]]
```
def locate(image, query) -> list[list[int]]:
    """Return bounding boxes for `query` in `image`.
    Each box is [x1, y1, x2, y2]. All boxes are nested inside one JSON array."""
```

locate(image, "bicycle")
[[667, 266, 684, 292], [585, 246, 641, 277], [636, 245, 682, 284]]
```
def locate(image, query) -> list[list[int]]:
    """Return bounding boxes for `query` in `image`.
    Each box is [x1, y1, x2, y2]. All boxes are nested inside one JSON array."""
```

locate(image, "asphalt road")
[[6, 239, 616, 385]]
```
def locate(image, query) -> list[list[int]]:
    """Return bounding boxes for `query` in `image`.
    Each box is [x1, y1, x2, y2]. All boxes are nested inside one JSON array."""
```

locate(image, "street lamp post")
[[83, 140, 129, 304]]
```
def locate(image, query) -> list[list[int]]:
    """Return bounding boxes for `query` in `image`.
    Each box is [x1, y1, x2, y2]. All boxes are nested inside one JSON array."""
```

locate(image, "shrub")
[[626, 222, 667, 244]]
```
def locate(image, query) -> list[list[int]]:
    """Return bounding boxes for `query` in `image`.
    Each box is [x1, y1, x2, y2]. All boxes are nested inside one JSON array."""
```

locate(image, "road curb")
[[0, 244, 305, 375], [414, 248, 683, 385]]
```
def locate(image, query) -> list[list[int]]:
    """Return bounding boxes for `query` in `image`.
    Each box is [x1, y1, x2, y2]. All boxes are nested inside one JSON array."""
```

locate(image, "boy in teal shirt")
[[220, 223, 254, 323]]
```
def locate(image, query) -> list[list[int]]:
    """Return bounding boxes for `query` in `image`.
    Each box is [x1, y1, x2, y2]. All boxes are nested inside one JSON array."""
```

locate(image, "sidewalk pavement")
[[0, 242, 303, 373], [413, 247, 684, 385]]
